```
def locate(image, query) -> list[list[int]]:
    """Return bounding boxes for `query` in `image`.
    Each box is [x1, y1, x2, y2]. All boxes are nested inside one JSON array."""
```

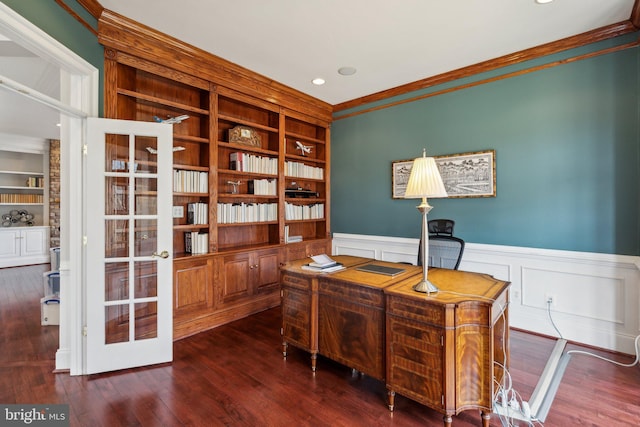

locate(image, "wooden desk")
[[280, 255, 371, 371], [384, 268, 510, 427], [280, 260, 510, 427], [316, 261, 422, 380]]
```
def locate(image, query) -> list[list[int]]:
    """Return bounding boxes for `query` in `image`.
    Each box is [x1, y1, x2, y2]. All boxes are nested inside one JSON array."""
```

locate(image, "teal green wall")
[[2, 0, 104, 114], [332, 34, 640, 256], [5, 2, 639, 255]]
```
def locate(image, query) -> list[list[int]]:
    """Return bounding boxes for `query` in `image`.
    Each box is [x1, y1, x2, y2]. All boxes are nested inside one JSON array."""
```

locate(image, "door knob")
[[152, 250, 169, 259]]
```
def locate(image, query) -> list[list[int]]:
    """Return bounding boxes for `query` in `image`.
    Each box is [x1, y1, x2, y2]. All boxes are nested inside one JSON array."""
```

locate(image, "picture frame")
[[392, 150, 496, 199], [391, 159, 415, 199], [434, 150, 496, 198], [228, 125, 261, 148]]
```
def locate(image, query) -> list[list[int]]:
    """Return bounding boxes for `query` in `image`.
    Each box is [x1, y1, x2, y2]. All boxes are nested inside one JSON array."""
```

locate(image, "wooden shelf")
[[217, 114, 278, 133], [285, 131, 325, 145], [0, 170, 43, 176], [118, 88, 210, 116]]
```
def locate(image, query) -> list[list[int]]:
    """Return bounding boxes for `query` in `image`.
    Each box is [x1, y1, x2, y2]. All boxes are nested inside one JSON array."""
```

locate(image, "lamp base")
[[412, 279, 439, 294]]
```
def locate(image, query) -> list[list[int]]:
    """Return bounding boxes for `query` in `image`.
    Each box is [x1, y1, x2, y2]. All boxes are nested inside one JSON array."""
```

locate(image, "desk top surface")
[[282, 256, 510, 303], [384, 267, 510, 304]]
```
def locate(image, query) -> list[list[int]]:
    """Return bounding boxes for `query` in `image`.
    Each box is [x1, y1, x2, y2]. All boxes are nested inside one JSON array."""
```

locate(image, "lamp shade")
[[404, 153, 448, 199]]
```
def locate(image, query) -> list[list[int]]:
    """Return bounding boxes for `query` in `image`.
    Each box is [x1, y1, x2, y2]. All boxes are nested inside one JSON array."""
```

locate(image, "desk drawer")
[[386, 295, 445, 326]]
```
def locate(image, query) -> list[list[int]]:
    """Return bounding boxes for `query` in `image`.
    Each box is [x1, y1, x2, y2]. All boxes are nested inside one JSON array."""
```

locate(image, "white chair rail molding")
[[332, 232, 640, 354]]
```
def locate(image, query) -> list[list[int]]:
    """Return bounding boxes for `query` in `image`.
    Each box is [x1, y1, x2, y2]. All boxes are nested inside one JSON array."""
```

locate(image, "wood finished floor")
[[1, 264, 639, 426]]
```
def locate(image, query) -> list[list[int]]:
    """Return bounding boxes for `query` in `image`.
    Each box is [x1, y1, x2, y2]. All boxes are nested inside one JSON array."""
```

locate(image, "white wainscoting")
[[332, 233, 640, 354]]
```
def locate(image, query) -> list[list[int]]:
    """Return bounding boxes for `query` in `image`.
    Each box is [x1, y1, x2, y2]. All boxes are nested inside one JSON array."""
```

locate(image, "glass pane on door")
[[103, 132, 161, 345]]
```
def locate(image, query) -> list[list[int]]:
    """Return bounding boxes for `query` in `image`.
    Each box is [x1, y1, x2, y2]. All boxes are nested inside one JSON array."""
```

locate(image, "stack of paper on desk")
[[301, 254, 345, 272]]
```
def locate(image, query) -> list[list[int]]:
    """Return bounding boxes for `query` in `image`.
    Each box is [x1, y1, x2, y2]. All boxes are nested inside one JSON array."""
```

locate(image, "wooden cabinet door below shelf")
[[174, 257, 214, 319], [217, 252, 252, 306], [253, 249, 280, 294]]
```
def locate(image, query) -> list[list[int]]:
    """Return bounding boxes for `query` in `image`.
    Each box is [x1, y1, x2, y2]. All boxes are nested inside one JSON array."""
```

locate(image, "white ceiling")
[[0, 35, 61, 140], [98, 0, 636, 105], [0, 0, 635, 141]]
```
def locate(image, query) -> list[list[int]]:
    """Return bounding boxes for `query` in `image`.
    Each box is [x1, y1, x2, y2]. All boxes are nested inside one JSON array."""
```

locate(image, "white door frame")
[[0, 3, 98, 375]]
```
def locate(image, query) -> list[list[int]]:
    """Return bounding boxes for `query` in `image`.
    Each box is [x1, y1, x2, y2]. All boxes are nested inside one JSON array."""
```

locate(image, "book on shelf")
[[248, 179, 277, 196], [284, 225, 302, 243], [230, 152, 243, 171], [184, 231, 208, 254], [187, 202, 208, 225]]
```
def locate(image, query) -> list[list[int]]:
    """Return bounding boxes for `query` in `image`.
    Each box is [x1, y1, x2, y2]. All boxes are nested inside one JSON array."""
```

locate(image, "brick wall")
[[49, 139, 60, 248]]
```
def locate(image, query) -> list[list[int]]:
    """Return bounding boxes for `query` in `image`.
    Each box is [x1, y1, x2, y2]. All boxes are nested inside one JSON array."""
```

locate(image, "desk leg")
[[442, 415, 452, 427], [387, 389, 395, 411], [481, 411, 490, 427], [282, 341, 288, 358], [311, 352, 317, 372]]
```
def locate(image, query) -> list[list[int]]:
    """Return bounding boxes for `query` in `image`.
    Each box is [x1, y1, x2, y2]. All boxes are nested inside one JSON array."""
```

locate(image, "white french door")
[[85, 117, 173, 374]]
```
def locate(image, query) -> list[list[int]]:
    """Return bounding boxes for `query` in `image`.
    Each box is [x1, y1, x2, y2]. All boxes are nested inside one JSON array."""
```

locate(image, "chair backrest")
[[428, 219, 455, 236], [418, 235, 465, 270]]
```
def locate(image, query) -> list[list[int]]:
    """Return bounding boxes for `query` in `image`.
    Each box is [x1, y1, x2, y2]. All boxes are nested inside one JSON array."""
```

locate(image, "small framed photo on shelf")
[[229, 125, 261, 148]]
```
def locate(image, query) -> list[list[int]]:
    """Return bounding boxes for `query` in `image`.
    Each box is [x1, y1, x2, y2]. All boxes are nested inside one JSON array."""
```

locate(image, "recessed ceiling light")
[[338, 67, 357, 76], [535, 0, 553, 3], [312, 78, 325, 85], [56, 123, 61, 127]]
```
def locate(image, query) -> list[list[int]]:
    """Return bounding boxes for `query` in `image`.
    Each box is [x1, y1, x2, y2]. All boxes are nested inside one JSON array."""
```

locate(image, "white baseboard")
[[332, 233, 640, 354]]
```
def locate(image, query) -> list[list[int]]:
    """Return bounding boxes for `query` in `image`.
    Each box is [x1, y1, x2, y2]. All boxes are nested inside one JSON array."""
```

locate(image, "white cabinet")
[[0, 142, 49, 228], [0, 226, 49, 268]]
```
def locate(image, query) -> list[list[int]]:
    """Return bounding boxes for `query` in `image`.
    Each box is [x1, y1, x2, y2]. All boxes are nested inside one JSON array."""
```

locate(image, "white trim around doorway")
[[0, 3, 98, 375]]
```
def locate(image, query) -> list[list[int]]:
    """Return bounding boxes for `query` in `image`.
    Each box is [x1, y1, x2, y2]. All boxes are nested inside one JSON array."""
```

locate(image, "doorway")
[[0, 3, 98, 375]]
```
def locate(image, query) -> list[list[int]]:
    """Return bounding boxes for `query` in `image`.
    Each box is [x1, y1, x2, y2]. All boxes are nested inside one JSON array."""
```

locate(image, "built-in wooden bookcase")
[[214, 88, 281, 252], [100, 11, 332, 338], [107, 57, 213, 255], [283, 112, 329, 244]]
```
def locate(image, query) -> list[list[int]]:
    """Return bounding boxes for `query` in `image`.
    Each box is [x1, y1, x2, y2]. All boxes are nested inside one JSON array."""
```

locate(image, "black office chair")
[[416, 219, 465, 269], [428, 219, 455, 236]]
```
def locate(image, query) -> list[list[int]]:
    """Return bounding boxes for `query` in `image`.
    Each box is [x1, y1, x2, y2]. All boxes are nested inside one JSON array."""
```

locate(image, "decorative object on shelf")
[[434, 149, 496, 198], [295, 141, 312, 156], [229, 125, 261, 147], [145, 146, 186, 154], [226, 180, 241, 194], [285, 188, 319, 198], [1, 209, 35, 227], [153, 114, 189, 124], [403, 149, 448, 294]]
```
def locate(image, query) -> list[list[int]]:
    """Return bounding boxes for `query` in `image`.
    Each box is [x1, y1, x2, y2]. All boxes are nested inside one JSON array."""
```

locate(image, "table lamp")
[[404, 149, 448, 293]]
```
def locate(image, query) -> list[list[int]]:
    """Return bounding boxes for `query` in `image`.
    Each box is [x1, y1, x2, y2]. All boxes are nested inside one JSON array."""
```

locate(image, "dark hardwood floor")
[[1, 264, 639, 426]]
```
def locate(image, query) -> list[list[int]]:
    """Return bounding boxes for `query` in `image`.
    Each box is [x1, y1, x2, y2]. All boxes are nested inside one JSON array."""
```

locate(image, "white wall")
[[332, 233, 640, 354]]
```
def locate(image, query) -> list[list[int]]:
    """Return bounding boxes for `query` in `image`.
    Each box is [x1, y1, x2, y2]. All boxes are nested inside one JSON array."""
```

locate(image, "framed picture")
[[434, 150, 496, 198], [392, 150, 496, 199], [391, 159, 415, 199]]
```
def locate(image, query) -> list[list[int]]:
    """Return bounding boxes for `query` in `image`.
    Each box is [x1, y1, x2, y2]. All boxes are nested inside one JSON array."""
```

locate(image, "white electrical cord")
[[546, 299, 640, 367], [567, 333, 640, 368]]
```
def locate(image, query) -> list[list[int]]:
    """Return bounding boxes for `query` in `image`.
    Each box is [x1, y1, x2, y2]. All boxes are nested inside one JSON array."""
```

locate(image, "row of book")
[[285, 161, 324, 180], [26, 177, 44, 188], [187, 202, 208, 225], [0, 194, 43, 203], [217, 202, 278, 224], [284, 202, 324, 220], [230, 152, 278, 175], [184, 231, 208, 254], [284, 225, 302, 243], [173, 170, 208, 193], [248, 179, 277, 196]]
